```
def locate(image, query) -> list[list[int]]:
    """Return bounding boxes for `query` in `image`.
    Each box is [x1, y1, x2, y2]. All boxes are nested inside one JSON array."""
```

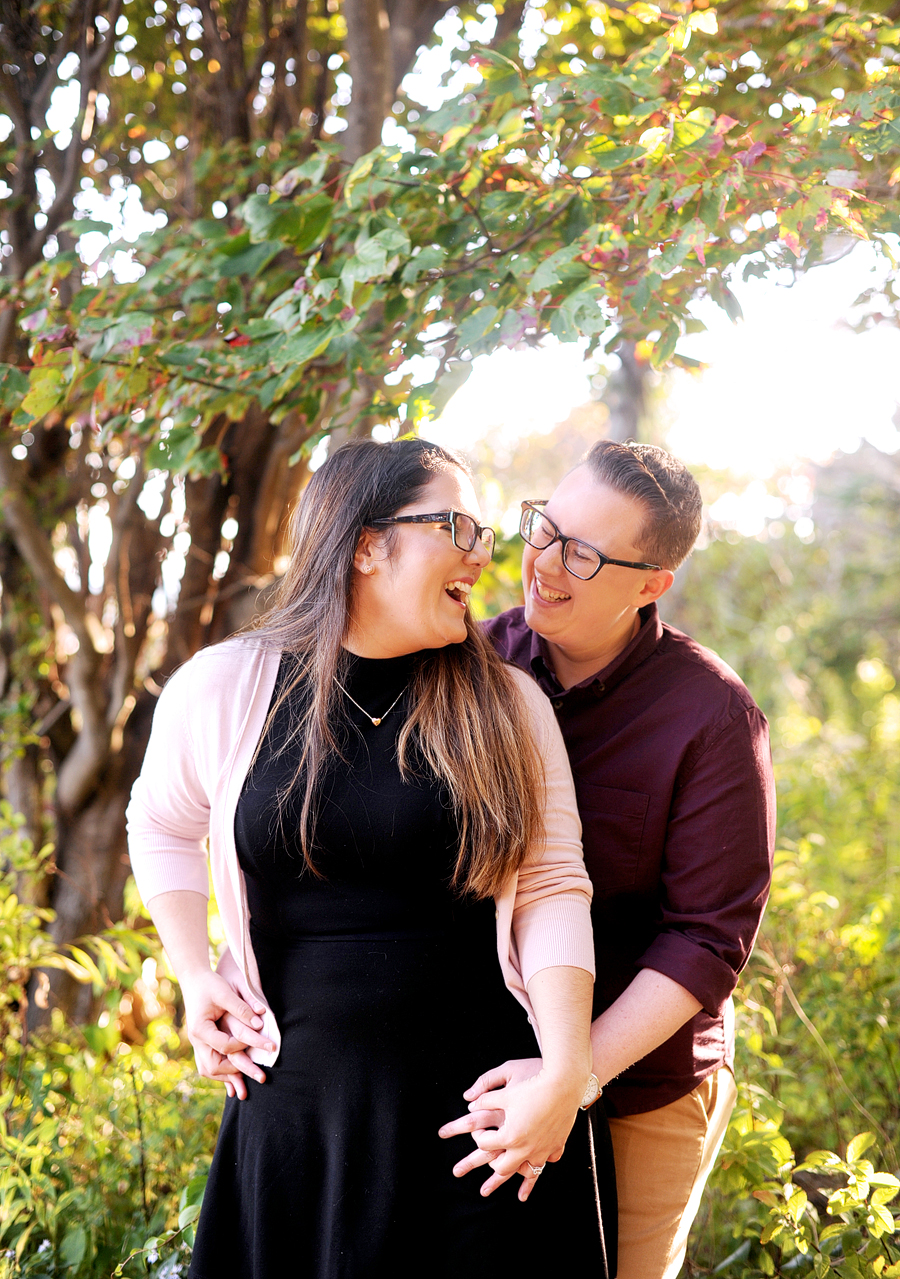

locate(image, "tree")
[[1, 0, 899, 1017]]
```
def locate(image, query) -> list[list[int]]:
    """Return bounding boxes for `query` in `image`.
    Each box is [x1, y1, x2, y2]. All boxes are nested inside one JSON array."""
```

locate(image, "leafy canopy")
[[3, 0, 899, 473]]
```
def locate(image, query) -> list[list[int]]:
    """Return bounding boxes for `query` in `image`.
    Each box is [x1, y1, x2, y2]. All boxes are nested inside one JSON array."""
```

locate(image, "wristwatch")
[[580, 1072, 602, 1110]]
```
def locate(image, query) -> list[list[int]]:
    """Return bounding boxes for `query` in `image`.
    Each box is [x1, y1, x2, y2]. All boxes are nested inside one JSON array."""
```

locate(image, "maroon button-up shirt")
[[485, 603, 775, 1116]]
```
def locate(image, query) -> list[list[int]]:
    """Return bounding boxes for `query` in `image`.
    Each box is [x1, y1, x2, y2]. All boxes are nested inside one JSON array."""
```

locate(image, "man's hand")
[[438, 1057, 581, 1203]]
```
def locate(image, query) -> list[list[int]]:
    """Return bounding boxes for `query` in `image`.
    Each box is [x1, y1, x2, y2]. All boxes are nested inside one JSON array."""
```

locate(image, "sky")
[[423, 240, 900, 475], [420, 238, 900, 541]]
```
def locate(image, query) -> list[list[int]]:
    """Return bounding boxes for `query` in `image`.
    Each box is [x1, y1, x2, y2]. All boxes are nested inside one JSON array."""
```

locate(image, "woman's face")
[[348, 469, 491, 658]]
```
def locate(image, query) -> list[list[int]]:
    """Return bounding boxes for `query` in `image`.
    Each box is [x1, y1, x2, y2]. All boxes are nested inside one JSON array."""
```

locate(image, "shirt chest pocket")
[[573, 779, 650, 892]]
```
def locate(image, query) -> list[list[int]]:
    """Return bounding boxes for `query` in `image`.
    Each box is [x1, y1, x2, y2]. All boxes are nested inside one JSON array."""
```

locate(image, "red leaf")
[[780, 227, 802, 256], [735, 140, 766, 168], [713, 114, 740, 136]]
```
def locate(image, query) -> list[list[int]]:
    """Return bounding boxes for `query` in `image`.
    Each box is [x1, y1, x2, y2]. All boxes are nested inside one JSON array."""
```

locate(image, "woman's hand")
[[438, 1057, 584, 1202], [143, 891, 275, 1099], [179, 967, 275, 1099]]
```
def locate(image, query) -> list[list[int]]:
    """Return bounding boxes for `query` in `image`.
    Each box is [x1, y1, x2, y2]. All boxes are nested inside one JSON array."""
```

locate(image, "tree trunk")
[[343, 0, 394, 162], [602, 342, 649, 443], [43, 691, 155, 1021]]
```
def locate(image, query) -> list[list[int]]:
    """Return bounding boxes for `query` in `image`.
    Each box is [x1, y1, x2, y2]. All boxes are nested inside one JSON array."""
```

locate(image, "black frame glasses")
[[519, 501, 660, 580], [372, 510, 496, 559]]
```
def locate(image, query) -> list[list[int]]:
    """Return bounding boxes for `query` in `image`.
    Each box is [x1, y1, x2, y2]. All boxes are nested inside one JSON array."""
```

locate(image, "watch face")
[[581, 1074, 601, 1109]]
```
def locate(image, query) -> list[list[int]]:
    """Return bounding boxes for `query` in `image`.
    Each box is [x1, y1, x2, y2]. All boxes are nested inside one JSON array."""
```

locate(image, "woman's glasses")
[[519, 501, 660, 580], [372, 511, 496, 560]]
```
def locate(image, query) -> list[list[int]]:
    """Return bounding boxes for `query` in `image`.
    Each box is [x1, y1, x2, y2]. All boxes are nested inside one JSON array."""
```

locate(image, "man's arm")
[[454, 704, 774, 1116], [590, 968, 701, 1085]]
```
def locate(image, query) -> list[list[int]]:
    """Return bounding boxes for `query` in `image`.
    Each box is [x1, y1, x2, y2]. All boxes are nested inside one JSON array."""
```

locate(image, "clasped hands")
[[437, 1057, 583, 1203], [184, 977, 579, 1204]]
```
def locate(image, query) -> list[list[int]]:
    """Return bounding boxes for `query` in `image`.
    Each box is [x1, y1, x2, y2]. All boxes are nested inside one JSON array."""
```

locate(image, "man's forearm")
[[590, 968, 702, 1086]]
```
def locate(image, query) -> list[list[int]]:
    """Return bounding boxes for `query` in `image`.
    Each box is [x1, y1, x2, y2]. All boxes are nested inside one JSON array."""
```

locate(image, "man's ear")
[[637, 568, 675, 605]]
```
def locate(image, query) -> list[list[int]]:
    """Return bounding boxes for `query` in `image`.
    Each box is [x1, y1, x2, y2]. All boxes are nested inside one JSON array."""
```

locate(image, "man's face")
[[522, 466, 663, 660]]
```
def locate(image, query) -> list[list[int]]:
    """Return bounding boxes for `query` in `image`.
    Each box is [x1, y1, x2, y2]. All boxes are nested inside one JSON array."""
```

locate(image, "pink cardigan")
[[126, 639, 595, 1067]]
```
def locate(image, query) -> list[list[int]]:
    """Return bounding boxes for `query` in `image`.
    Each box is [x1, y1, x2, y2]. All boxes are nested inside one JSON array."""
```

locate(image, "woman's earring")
[[361, 564, 375, 575]]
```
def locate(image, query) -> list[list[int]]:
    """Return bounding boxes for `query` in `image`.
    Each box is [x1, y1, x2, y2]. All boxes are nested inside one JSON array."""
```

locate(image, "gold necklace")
[[334, 678, 408, 727]]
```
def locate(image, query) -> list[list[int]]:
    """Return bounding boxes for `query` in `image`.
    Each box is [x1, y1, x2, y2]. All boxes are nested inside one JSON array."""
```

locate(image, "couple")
[[127, 436, 775, 1279]]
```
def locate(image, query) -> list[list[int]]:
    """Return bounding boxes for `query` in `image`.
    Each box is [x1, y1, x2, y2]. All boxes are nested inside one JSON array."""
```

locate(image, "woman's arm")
[[439, 964, 592, 1201], [148, 890, 275, 1098], [438, 672, 595, 1199]]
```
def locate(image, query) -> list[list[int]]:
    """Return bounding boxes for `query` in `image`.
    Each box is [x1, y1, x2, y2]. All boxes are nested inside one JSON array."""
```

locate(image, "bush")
[[0, 811, 219, 1279]]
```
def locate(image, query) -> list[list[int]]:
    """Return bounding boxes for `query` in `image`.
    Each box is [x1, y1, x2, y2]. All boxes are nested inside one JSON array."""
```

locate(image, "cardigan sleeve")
[[507, 667, 595, 985], [126, 660, 212, 906]]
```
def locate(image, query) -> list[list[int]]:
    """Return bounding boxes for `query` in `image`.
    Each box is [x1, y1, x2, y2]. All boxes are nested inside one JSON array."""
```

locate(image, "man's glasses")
[[519, 502, 660, 580], [372, 510, 496, 560]]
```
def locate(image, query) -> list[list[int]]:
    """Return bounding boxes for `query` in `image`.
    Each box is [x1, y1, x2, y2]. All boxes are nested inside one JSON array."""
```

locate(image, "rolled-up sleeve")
[[126, 663, 211, 906], [638, 706, 775, 1015]]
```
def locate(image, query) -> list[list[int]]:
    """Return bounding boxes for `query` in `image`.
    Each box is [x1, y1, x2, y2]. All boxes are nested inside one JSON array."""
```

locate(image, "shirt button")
[[554, 700, 563, 709]]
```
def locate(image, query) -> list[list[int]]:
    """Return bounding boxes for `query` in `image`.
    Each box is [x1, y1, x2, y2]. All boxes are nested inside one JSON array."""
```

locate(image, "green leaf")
[[708, 276, 744, 323], [181, 1173, 209, 1209], [407, 359, 472, 424], [242, 192, 333, 254], [650, 321, 680, 367], [627, 276, 652, 314], [21, 367, 66, 419], [847, 1133, 877, 1163], [819, 1223, 845, 1242], [343, 146, 402, 209], [586, 141, 645, 170], [401, 245, 446, 283], [531, 245, 582, 293], [217, 241, 282, 279], [456, 306, 499, 349], [869, 1205, 895, 1236], [61, 217, 114, 236], [178, 1202, 202, 1230], [0, 363, 29, 408], [273, 320, 344, 372], [674, 107, 715, 150], [421, 98, 481, 143], [59, 1225, 87, 1269], [147, 424, 198, 472], [158, 343, 209, 368], [89, 312, 156, 359]]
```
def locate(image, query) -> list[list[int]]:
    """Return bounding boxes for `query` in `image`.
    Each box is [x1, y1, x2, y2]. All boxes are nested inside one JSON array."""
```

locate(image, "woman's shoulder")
[[159, 636, 278, 706]]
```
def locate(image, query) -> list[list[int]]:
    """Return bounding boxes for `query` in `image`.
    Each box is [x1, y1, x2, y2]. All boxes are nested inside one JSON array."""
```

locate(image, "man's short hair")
[[583, 439, 702, 570]]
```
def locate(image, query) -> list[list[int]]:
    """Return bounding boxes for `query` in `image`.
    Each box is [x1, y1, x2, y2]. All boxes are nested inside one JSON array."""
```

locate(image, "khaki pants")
[[608, 1066, 737, 1279]]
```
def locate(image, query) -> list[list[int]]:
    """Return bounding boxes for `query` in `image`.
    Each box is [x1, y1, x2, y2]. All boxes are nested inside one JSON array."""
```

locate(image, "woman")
[[127, 439, 610, 1278]]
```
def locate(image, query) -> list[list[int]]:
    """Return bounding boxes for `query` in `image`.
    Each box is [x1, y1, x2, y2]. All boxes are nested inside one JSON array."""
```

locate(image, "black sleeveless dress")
[[188, 652, 615, 1278]]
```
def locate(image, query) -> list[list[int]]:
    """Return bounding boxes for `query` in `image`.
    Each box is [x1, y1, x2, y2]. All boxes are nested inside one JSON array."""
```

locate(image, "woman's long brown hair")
[[248, 437, 545, 899]]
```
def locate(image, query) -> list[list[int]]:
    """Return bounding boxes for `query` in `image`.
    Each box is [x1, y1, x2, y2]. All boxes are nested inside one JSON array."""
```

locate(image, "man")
[[470, 440, 775, 1279]]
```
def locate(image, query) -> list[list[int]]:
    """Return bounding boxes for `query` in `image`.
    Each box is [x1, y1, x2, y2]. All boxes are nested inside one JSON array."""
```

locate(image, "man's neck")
[[546, 613, 642, 691]]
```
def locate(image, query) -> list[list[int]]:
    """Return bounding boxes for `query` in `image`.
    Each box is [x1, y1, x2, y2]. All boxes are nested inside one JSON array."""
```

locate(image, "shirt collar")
[[528, 603, 663, 698]]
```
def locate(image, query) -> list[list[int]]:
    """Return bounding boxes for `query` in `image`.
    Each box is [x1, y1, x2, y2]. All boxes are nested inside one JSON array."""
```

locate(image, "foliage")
[[0, 819, 219, 1278], [699, 1114, 900, 1278], [661, 447, 900, 1275], [3, 0, 900, 1010], [7, 1, 900, 460]]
